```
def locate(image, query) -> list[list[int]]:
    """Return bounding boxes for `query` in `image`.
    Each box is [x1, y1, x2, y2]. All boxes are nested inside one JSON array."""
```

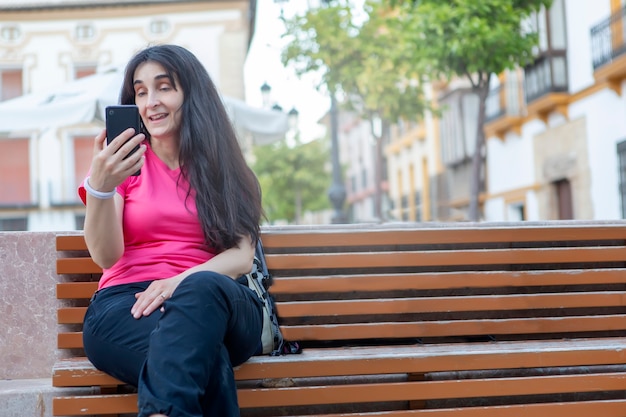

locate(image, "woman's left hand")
[[130, 236, 255, 319], [131, 276, 183, 319]]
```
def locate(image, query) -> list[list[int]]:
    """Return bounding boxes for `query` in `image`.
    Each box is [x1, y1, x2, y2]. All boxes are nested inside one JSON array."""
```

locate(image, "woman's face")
[[133, 61, 184, 143]]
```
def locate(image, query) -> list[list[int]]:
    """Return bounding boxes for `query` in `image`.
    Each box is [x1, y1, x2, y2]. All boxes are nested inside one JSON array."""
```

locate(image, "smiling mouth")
[[149, 113, 167, 121]]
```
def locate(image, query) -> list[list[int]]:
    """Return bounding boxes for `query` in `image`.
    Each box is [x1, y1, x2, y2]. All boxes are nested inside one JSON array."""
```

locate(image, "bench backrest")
[[56, 222, 626, 352]]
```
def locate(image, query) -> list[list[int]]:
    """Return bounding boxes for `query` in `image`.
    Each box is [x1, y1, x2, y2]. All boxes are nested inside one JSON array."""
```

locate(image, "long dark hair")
[[120, 44, 262, 251]]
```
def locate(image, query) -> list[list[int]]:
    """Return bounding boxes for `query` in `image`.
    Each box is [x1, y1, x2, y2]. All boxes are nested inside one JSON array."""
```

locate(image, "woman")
[[79, 44, 264, 417]]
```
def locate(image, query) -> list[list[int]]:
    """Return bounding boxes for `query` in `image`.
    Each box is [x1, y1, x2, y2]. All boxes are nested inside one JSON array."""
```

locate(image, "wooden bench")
[[53, 221, 626, 416]]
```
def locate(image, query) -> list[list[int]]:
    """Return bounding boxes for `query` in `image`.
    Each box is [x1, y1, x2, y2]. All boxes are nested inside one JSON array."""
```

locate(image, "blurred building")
[[386, 0, 626, 223], [338, 111, 388, 223], [0, 0, 259, 231], [386, 82, 442, 222], [483, 0, 625, 221]]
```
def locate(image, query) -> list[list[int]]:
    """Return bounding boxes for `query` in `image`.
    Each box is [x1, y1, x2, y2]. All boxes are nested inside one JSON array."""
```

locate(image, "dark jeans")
[[82, 271, 263, 417]]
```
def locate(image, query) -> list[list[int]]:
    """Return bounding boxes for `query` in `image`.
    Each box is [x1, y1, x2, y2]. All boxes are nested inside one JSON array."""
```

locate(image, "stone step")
[[0, 378, 97, 417]]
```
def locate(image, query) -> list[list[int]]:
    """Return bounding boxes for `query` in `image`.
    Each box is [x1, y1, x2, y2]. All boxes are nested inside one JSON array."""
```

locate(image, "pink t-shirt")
[[79, 144, 215, 290]]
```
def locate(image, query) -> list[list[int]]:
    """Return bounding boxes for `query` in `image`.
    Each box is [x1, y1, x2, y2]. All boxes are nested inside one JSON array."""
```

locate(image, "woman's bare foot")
[[150, 414, 168, 417]]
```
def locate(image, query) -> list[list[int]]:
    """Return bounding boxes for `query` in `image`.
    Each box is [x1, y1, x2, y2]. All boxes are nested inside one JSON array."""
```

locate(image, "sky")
[[244, 0, 329, 142]]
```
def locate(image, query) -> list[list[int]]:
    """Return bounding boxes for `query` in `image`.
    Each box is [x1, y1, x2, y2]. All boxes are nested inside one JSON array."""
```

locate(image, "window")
[[414, 191, 422, 222], [150, 19, 170, 35], [0, 217, 27, 231], [1, 68, 23, 101], [523, 0, 568, 102], [507, 202, 526, 221], [361, 167, 367, 189], [1, 25, 20, 42], [590, 0, 626, 69], [527, 0, 567, 54], [75, 24, 95, 41], [73, 136, 94, 196], [439, 89, 479, 166], [0, 138, 30, 205], [617, 139, 626, 218], [74, 65, 96, 79], [74, 214, 85, 230], [548, 0, 567, 49], [401, 194, 409, 221]]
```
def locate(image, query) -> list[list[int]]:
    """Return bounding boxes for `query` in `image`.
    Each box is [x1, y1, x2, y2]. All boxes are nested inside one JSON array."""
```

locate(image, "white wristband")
[[84, 176, 117, 199]]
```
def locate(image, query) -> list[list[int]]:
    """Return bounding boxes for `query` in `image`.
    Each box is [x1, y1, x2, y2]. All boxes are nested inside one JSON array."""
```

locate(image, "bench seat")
[[53, 221, 626, 416]]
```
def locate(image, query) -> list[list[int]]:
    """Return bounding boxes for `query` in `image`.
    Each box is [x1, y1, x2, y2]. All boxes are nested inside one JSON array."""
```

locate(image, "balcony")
[[484, 84, 524, 140], [523, 51, 569, 122], [591, 5, 626, 95]]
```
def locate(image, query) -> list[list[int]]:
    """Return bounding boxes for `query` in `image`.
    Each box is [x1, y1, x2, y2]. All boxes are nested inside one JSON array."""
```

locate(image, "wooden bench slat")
[[271, 269, 626, 293], [281, 315, 626, 341], [56, 234, 89, 251], [260, 225, 626, 247], [52, 394, 137, 415], [57, 282, 99, 299], [55, 269, 626, 299], [58, 332, 84, 349], [58, 224, 626, 251], [57, 258, 102, 274], [59, 291, 625, 324], [56, 338, 626, 384], [59, 313, 626, 349], [50, 372, 626, 410], [277, 291, 626, 317], [51, 397, 626, 417], [58, 247, 626, 276], [305, 399, 626, 417], [53, 357, 122, 387], [238, 338, 626, 379], [58, 307, 87, 324], [266, 247, 626, 270], [238, 372, 626, 408]]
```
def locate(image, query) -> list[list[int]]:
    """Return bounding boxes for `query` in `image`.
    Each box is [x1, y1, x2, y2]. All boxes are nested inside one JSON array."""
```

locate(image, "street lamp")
[[260, 82, 299, 139], [272, 0, 347, 223], [287, 107, 299, 131], [260, 81, 271, 108]]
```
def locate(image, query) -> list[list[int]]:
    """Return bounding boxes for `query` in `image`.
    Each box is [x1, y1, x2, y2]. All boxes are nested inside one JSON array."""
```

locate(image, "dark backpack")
[[237, 240, 300, 356]]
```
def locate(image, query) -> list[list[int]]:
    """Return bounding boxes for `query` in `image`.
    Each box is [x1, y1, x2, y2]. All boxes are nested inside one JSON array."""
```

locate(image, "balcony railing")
[[523, 51, 568, 103], [591, 5, 626, 70]]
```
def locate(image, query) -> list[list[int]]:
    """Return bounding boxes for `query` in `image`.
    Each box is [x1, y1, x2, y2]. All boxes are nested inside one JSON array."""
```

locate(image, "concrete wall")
[[0, 231, 95, 417], [0, 231, 61, 379]]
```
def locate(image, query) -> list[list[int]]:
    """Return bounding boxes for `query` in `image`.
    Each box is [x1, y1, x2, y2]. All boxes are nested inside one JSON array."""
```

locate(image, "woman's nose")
[[147, 92, 160, 107]]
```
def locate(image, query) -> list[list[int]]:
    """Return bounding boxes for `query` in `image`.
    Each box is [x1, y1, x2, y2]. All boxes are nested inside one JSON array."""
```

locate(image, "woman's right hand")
[[83, 128, 146, 269], [88, 128, 146, 192]]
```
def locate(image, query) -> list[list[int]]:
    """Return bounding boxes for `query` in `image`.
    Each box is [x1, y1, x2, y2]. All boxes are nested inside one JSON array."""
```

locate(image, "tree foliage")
[[252, 137, 332, 224], [279, 0, 552, 222], [281, 0, 430, 123], [280, 0, 430, 219], [392, 0, 551, 83]]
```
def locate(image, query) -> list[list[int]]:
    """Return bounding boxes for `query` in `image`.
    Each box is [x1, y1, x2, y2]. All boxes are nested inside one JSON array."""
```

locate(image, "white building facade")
[[0, 0, 257, 231], [386, 0, 626, 224], [484, 0, 626, 222]]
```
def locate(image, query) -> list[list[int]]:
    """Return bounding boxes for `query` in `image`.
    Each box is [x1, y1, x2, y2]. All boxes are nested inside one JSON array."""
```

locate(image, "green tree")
[[281, 0, 429, 219], [252, 136, 332, 224], [390, 0, 552, 221]]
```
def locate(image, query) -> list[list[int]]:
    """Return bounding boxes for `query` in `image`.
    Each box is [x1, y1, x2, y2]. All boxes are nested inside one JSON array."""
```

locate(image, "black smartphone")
[[105, 105, 142, 176]]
